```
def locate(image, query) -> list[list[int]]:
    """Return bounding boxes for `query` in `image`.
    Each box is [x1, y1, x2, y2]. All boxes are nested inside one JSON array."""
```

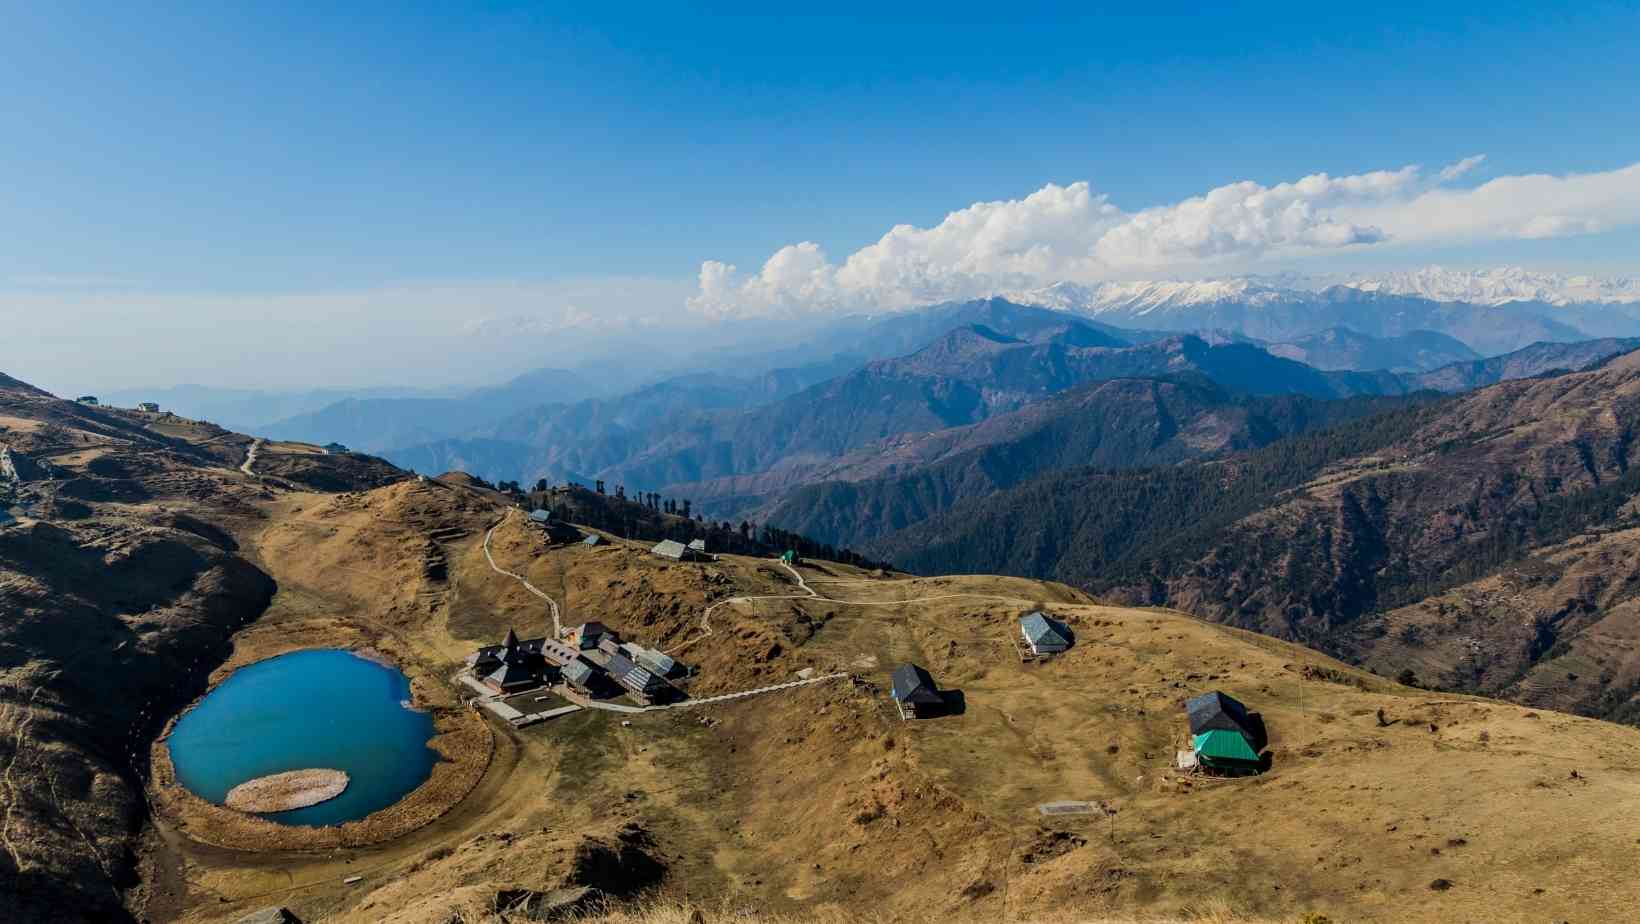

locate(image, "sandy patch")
[[224, 769, 350, 813]]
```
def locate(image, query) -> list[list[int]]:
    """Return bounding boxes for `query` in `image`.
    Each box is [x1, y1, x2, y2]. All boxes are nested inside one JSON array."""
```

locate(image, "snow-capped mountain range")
[[1000, 267, 1640, 356], [1007, 266, 1640, 316], [1341, 266, 1640, 307]]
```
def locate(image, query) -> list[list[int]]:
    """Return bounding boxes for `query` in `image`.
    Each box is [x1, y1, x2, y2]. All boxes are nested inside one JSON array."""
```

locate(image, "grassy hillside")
[[142, 478, 1640, 924], [13, 365, 1640, 924]]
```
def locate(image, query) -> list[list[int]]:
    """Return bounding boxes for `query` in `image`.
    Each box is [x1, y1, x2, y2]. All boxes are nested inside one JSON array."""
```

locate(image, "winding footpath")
[[238, 438, 263, 477], [482, 510, 563, 637], [477, 515, 1038, 720]]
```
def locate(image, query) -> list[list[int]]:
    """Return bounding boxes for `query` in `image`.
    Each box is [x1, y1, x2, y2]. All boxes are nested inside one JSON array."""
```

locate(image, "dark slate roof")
[[1020, 611, 1072, 649], [486, 659, 536, 687], [537, 640, 581, 667], [1185, 691, 1255, 737], [890, 663, 942, 705], [606, 653, 662, 693], [561, 659, 595, 686]]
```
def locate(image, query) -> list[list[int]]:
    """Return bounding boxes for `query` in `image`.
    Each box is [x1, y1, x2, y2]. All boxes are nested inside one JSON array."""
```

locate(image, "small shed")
[[653, 539, 688, 560], [1191, 729, 1262, 772], [890, 663, 945, 719], [529, 509, 553, 524], [582, 534, 602, 546], [687, 538, 707, 553], [137, 402, 160, 413], [1186, 691, 1260, 743], [1019, 611, 1073, 655], [76, 396, 99, 406]]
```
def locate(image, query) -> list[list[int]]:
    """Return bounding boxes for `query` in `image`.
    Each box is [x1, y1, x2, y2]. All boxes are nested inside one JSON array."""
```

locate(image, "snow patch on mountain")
[[1005, 279, 1306, 316]]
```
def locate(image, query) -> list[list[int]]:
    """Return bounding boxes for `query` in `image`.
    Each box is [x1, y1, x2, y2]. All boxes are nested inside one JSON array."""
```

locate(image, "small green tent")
[[1192, 729, 1262, 772]]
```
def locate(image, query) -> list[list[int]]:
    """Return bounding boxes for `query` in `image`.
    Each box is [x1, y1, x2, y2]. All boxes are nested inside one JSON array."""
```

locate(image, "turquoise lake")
[[167, 648, 439, 826]]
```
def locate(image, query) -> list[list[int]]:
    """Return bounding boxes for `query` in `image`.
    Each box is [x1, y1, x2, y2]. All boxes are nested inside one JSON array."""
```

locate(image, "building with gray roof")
[[891, 663, 945, 719], [560, 659, 596, 693], [605, 653, 671, 704], [1020, 611, 1073, 655]]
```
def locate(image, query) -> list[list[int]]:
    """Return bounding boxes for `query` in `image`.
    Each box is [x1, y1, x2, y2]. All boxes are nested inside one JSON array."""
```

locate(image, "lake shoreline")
[[149, 642, 493, 852]]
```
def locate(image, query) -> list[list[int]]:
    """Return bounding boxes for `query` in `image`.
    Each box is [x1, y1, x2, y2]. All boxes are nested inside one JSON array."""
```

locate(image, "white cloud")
[[1438, 154, 1487, 182], [689, 156, 1640, 319]]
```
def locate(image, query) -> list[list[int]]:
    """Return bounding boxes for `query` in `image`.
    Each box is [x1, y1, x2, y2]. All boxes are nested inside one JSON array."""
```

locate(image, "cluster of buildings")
[[466, 621, 690, 706], [71, 396, 165, 414]]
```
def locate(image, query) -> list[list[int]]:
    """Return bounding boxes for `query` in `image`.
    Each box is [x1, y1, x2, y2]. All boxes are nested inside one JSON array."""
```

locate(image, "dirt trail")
[[238, 438, 262, 476], [482, 510, 563, 637]]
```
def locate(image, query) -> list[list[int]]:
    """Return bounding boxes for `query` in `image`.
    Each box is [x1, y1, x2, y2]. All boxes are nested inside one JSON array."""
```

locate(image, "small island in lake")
[[224, 769, 350, 813]]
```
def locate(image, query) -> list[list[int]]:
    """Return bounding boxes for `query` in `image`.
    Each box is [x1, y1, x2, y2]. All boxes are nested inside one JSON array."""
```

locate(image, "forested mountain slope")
[[756, 379, 1421, 548], [1265, 327, 1478, 372]]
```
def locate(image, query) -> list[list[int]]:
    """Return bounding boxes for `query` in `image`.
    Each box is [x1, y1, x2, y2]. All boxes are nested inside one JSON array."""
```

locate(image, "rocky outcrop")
[[567, 823, 666, 896]]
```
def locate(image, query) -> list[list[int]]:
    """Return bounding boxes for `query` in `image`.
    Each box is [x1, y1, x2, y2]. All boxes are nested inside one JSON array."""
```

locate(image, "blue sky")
[[3, 3, 1639, 390]]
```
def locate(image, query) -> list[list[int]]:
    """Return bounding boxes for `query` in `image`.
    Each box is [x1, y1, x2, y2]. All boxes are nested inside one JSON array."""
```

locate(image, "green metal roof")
[[1192, 729, 1260, 763]]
